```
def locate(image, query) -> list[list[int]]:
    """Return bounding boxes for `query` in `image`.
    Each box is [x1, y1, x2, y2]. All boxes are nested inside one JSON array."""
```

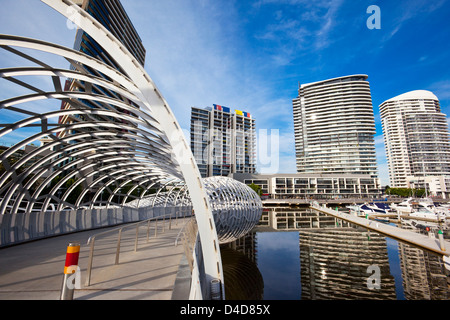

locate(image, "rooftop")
[[300, 74, 369, 89], [385, 90, 439, 103]]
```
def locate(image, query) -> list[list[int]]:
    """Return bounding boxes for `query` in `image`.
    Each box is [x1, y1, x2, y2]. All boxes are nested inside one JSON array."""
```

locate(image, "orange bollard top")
[[64, 242, 80, 274]]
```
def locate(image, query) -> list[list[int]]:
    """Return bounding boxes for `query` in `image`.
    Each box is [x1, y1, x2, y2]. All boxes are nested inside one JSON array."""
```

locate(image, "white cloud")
[[374, 134, 390, 185], [374, 134, 385, 146], [253, 0, 345, 63], [428, 80, 450, 101], [256, 127, 297, 174], [378, 163, 390, 186], [0, 1, 75, 47], [380, 0, 446, 43], [120, 2, 263, 132], [254, 98, 293, 129]]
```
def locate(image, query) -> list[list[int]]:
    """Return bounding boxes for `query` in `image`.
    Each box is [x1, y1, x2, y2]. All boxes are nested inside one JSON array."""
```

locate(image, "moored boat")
[[346, 202, 393, 222]]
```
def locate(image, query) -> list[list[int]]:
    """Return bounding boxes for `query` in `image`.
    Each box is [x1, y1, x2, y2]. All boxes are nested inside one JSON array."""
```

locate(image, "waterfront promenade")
[[0, 218, 190, 300]]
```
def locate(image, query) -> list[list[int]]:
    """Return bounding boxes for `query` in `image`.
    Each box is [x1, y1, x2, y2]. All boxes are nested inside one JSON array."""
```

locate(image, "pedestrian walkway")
[[0, 217, 191, 300]]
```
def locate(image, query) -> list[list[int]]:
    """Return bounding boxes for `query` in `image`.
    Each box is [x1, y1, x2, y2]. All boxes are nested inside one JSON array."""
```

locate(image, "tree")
[[248, 183, 263, 197], [385, 187, 425, 198], [65, 178, 83, 205]]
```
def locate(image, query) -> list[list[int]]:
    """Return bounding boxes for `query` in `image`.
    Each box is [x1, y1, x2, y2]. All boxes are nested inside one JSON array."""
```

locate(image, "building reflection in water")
[[221, 232, 263, 300], [398, 242, 449, 299], [299, 228, 396, 299], [222, 206, 449, 300]]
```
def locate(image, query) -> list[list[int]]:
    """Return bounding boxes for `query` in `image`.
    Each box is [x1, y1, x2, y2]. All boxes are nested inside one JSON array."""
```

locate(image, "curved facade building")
[[379, 90, 450, 188], [293, 75, 378, 178]]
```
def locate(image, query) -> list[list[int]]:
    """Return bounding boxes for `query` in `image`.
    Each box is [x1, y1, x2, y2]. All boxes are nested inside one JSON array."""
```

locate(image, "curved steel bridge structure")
[[0, 0, 250, 299]]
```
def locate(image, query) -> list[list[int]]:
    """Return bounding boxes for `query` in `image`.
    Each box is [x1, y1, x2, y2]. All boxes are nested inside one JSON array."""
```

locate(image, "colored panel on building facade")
[[214, 104, 231, 113]]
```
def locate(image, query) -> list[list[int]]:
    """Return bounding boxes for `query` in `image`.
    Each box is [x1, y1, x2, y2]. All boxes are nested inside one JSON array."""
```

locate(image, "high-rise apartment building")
[[56, 0, 146, 189], [59, 0, 146, 129], [190, 104, 256, 177], [293, 75, 378, 178], [379, 90, 450, 188], [72, 0, 146, 66]]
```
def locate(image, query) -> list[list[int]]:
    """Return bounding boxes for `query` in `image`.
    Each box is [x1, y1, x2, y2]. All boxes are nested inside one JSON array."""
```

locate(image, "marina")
[[261, 197, 450, 256], [311, 203, 450, 257], [226, 203, 450, 300], [263, 197, 450, 229]]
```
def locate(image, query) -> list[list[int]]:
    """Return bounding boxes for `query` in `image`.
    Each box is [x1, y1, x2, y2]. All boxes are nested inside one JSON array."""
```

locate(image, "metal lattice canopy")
[[203, 176, 262, 244], [0, 0, 224, 289], [0, 34, 182, 214]]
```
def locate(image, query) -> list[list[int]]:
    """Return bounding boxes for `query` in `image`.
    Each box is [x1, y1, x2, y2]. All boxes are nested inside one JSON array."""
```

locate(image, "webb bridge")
[[0, 0, 262, 300]]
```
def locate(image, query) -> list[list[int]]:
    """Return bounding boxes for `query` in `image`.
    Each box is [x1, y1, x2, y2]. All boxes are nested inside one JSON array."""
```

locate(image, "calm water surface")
[[223, 207, 450, 300], [256, 231, 407, 299]]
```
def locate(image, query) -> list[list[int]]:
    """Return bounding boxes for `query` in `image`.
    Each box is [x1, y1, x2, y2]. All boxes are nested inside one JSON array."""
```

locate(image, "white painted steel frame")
[[0, 0, 224, 297], [202, 176, 262, 243]]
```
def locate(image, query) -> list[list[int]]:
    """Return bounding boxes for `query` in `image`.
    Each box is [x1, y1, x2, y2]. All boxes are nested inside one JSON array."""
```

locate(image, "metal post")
[[134, 223, 139, 252], [115, 229, 122, 265], [85, 238, 95, 287], [60, 242, 81, 300], [438, 229, 446, 251]]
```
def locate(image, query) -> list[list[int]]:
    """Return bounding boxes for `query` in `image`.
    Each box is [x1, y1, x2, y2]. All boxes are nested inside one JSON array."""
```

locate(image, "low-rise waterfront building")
[[406, 175, 450, 199], [233, 173, 381, 199]]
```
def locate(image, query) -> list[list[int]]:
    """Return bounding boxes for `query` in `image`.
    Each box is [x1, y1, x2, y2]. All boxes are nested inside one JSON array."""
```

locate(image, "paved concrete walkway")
[[0, 217, 190, 300]]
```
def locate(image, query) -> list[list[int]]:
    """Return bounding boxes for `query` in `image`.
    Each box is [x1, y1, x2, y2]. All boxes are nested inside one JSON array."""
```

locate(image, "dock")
[[311, 204, 450, 257], [263, 198, 393, 206], [368, 213, 448, 224]]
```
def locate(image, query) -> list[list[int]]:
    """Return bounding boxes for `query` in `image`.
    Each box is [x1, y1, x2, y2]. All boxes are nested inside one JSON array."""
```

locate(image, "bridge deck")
[[0, 218, 189, 300]]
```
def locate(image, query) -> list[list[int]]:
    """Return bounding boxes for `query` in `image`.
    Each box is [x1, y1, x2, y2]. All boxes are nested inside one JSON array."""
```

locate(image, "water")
[[222, 206, 450, 300], [256, 232, 301, 300]]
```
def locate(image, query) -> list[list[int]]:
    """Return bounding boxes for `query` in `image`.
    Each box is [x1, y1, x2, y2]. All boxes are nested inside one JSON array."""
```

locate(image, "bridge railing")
[[0, 204, 192, 247], [175, 217, 197, 270], [174, 217, 212, 299], [84, 210, 188, 287]]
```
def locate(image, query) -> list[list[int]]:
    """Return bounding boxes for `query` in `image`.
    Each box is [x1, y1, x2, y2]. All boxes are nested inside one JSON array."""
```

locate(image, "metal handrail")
[[174, 217, 195, 246], [174, 217, 198, 275], [84, 211, 188, 287]]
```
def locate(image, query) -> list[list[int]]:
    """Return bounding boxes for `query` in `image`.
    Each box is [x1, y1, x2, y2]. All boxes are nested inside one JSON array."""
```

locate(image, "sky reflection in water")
[[255, 229, 445, 300]]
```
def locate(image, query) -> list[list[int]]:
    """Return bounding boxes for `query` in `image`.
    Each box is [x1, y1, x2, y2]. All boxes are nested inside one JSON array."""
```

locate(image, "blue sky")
[[1, 0, 450, 185]]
